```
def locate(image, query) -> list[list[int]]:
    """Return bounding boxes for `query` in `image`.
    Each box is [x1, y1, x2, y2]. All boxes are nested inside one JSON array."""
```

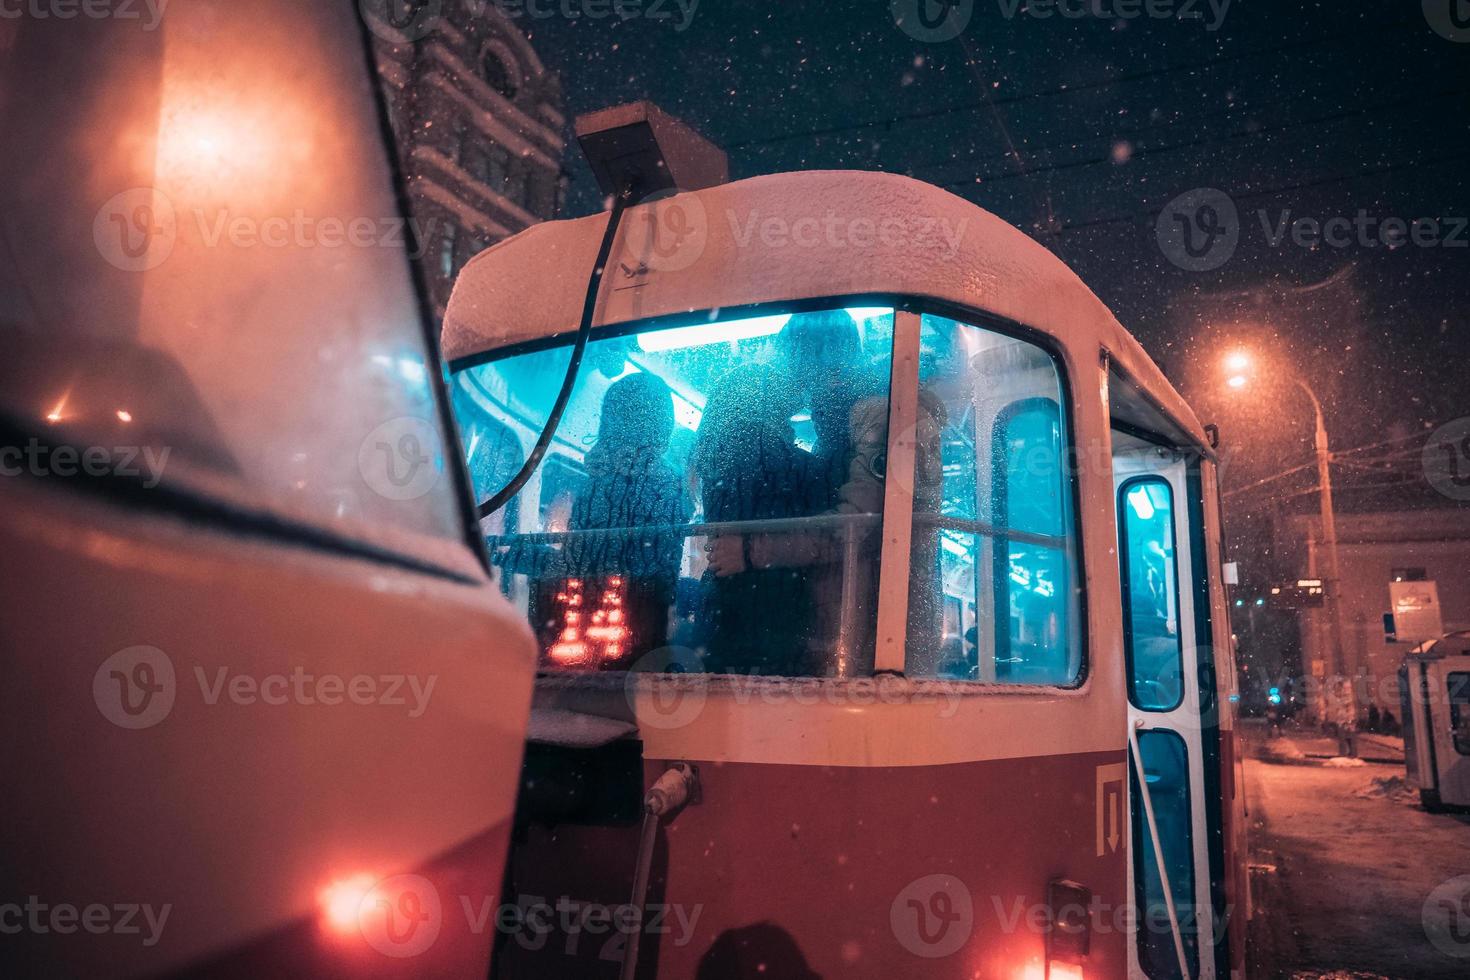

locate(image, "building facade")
[[1287, 508, 1470, 716], [368, 0, 568, 320]]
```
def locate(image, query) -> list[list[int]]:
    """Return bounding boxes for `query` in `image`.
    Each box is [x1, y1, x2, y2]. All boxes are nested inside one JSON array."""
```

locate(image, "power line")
[[1034, 148, 1470, 237], [1335, 429, 1432, 458], [1222, 462, 1316, 500], [904, 84, 1335, 178], [928, 86, 1468, 191], [726, 18, 1423, 152]]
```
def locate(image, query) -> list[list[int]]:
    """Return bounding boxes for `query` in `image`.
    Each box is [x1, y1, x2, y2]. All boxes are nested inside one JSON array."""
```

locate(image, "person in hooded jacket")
[[693, 364, 825, 676], [568, 371, 691, 664], [496, 371, 690, 666]]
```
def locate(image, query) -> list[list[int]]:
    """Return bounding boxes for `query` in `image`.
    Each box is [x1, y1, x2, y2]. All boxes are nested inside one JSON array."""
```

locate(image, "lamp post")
[[1224, 352, 1353, 727]]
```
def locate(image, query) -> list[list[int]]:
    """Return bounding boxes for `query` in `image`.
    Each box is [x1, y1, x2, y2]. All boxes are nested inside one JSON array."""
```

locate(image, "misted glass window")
[[1120, 477, 1184, 711], [0, 2, 468, 563], [452, 307, 895, 676], [906, 313, 1081, 685]]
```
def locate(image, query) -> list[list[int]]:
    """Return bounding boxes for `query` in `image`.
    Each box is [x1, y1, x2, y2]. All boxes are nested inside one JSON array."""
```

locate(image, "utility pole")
[[1293, 378, 1353, 725], [1223, 350, 1354, 726]]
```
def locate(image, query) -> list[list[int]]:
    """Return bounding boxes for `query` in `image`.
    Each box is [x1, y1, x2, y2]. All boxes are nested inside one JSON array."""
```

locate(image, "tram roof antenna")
[[575, 101, 728, 204]]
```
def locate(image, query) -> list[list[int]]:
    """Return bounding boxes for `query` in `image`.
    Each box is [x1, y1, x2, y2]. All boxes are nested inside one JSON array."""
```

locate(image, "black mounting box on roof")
[[575, 101, 728, 202]]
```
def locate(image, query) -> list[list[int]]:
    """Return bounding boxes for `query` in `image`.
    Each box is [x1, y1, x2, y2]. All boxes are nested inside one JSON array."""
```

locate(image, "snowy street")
[[1244, 724, 1470, 979]]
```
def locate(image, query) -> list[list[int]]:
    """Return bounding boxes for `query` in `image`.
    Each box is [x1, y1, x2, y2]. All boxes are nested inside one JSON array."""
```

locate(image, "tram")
[[2, 4, 536, 977], [444, 107, 1249, 979]]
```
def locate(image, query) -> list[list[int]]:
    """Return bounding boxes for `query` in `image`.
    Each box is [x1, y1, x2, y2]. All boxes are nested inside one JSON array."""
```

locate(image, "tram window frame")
[[1118, 475, 1186, 713], [449, 295, 1090, 691]]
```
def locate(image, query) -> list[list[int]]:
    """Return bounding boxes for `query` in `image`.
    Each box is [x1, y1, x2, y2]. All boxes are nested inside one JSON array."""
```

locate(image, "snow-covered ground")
[[1245, 729, 1470, 979]]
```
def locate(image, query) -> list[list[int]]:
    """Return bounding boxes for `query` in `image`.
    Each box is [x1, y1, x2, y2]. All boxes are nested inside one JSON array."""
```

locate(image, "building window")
[[439, 224, 458, 280], [480, 45, 520, 100], [488, 149, 509, 194]]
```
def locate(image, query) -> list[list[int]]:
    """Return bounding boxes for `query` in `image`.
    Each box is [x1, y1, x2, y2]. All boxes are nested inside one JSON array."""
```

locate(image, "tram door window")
[[453, 307, 896, 676], [1119, 478, 1185, 710], [1130, 730, 1201, 979], [906, 314, 1082, 684]]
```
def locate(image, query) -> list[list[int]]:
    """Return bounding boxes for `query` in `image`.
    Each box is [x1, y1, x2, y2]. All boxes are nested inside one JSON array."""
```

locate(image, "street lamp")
[[1223, 350, 1354, 728]]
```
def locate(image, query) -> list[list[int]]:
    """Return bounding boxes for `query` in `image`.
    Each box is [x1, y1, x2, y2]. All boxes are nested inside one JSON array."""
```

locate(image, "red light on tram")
[[319, 872, 376, 934]]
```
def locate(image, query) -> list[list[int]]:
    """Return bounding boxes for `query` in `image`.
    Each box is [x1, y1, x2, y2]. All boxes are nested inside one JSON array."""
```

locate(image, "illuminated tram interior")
[[451, 305, 1081, 685]]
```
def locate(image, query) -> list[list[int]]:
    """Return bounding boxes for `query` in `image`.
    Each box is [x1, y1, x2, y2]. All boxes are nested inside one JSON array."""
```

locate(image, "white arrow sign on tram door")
[[1096, 762, 1126, 856]]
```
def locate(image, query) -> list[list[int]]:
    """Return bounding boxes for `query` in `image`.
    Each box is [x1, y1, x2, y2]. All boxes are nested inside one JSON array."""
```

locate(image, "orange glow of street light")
[[1223, 349, 1254, 391]]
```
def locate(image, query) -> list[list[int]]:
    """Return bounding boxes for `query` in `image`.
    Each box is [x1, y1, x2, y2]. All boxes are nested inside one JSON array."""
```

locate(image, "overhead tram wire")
[[926, 86, 1470, 191], [902, 83, 1345, 180], [725, 17, 1425, 152], [1030, 148, 1470, 238]]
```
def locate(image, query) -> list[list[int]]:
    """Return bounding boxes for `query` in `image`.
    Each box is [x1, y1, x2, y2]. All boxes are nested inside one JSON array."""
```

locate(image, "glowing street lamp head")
[[1223, 349, 1254, 391]]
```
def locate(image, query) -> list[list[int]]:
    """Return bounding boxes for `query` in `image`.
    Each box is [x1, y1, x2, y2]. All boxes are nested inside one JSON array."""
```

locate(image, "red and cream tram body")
[[446, 166, 1249, 978]]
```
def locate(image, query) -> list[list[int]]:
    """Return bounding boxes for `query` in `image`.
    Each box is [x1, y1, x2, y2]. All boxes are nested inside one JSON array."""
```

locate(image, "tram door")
[[1113, 437, 1220, 979]]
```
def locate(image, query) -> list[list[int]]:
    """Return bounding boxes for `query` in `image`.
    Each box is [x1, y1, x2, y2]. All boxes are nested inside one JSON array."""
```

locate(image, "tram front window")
[[452, 307, 896, 676], [906, 313, 1082, 686]]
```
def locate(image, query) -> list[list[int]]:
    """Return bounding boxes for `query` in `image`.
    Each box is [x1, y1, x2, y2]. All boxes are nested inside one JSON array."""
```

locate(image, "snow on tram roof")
[[443, 169, 1205, 446]]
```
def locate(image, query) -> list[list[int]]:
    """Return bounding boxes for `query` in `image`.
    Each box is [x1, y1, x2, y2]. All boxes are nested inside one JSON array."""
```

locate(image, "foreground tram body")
[[445, 169, 1248, 979]]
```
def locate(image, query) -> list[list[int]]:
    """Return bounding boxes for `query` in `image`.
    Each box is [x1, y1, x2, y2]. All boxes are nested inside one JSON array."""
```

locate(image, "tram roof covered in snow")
[[444, 169, 1208, 449]]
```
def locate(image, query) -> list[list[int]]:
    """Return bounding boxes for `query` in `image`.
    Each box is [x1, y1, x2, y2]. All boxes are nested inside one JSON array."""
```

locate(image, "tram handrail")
[[484, 511, 881, 546], [911, 512, 1067, 550], [484, 511, 1066, 549], [1127, 719, 1192, 979]]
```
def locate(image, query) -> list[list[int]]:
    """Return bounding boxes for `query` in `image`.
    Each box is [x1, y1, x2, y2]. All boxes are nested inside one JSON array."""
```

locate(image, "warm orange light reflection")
[[1226, 374, 1248, 389], [1013, 961, 1083, 980], [46, 391, 71, 423], [116, 409, 133, 423], [319, 873, 376, 934]]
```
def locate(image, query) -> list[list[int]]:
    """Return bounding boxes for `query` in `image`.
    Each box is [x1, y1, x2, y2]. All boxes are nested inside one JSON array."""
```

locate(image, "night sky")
[[515, 0, 1468, 544]]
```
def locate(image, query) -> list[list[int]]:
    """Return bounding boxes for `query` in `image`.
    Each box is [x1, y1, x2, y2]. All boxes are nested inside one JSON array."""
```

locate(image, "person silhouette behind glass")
[[694, 365, 825, 676], [568, 372, 690, 664], [496, 371, 689, 666]]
